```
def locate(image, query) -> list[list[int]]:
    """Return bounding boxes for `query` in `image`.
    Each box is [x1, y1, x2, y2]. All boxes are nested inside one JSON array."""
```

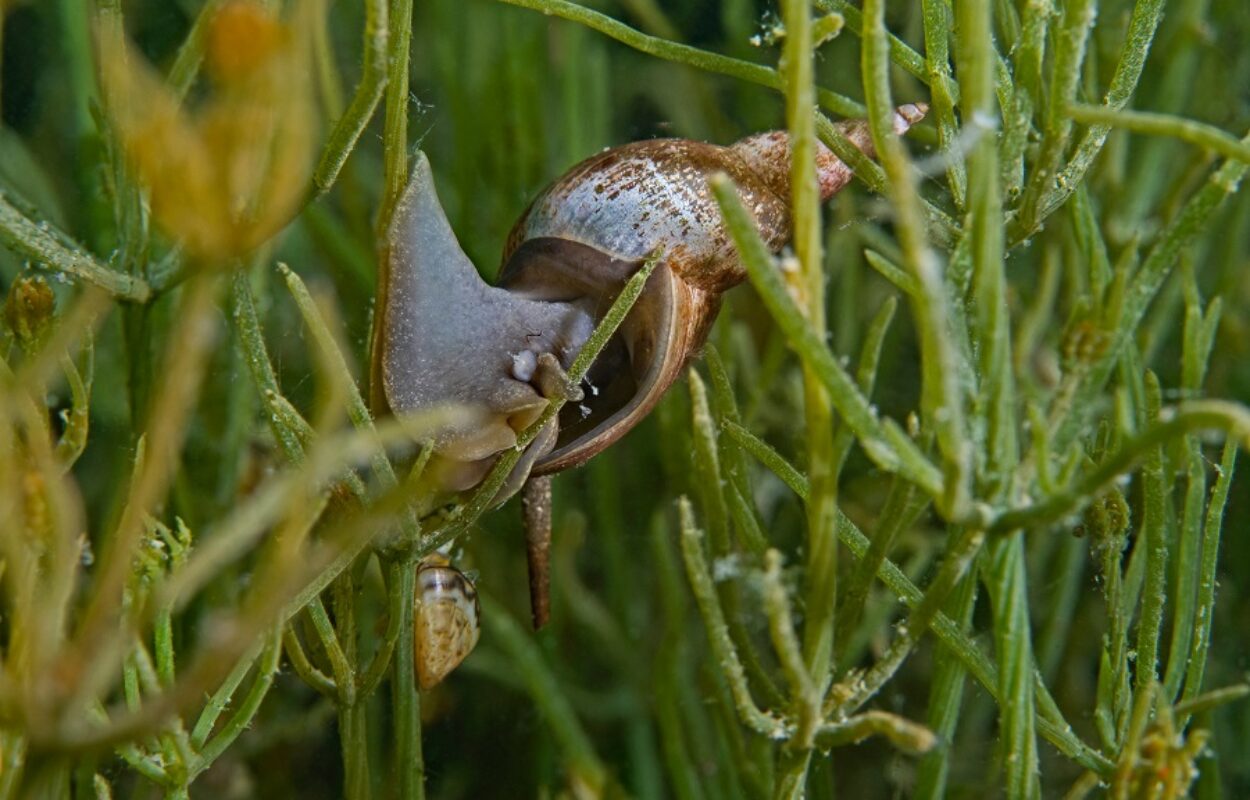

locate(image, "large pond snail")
[[372, 103, 927, 632]]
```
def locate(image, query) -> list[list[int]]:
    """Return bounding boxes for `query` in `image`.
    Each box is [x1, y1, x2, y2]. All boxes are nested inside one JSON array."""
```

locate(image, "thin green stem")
[[781, 0, 837, 698], [388, 557, 424, 800], [992, 401, 1250, 533], [984, 535, 1040, 800], [376, 0, 414, 234], [1051, 134, 1250, 450], [496, 0, 864, 118], [282, 627, 337, 697], [914, 573, 978, 800], [1015, 0, 1168, 239], [313, 0, 389, 194], [813, 711, 935, 754], [1134, 375, 1168, 700], [1180, 442, 1238, 712], [190, 628, 282, 778], [308, 598, 355, 700], [0, 192, 150, 302], [863, 0, 971, 520], [678, 498, 788, 739], [711, 174, 948, 503], [166, 0, 225, 98], [919, 0, 967, 208], [761, 550, 818, 746], [1067, 105, 1250, 164]]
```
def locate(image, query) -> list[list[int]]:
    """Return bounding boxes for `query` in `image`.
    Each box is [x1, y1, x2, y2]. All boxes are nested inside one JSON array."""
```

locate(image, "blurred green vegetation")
[[1, 0, 1249, 798]]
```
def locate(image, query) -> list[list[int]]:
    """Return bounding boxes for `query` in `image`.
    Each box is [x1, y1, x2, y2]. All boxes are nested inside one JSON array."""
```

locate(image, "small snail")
[[414, 555, 481, 689], [372, 104, 927, 628]]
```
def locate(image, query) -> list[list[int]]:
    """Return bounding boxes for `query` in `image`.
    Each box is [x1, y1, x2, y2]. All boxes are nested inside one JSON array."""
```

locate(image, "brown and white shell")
[[371, 105, 927, 501], [414, 555, 481, 689]]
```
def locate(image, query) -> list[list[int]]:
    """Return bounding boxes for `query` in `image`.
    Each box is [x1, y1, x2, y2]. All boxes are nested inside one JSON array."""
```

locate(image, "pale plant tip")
[[96, 0, 319, 262]]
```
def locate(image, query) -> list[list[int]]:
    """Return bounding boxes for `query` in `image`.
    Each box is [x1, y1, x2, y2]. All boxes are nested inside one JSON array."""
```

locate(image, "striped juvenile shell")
[[414, 556, 481, 689]]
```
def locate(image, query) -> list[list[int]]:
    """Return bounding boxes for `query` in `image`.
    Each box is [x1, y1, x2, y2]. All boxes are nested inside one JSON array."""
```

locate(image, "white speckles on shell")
[[414, 560, 481, 689], [520, 149, 717, 263]]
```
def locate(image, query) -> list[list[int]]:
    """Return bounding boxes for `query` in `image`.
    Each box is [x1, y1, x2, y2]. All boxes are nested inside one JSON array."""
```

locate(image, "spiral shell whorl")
[[731, 102, 929, 204]]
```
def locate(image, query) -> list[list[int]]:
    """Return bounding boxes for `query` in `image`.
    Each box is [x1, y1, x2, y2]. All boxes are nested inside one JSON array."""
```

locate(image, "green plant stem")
[[678, 499, 788, 739], [773, 748, 813, 800], [710, 174, 948, 504], [957, 0, 1016, 487], [283, 628, 337, 697], [155, 413, 444, 621], [863, 0, 971, 520], [1067, 104, 1250, 164], [1134, 375, 1168, 701], [333, 571, 371, 800], [703, 349, 770, 555], [355, 573, 404, 698], [780, 0, 838, 702], [761, 550, 818, 746], [308, 598, 355, 703], [919, 0, 966, 208], [313, 0, 389, 193], [377, 0, 414, 234], [1014, 0, 1167, 239], [913, 573, 978, 800], [189, 628, 282, 778], [280, 263, 400, 485], [1162, 444, 1206, 698], [388, 557, 424, 800], [1018, 0, 1094, 232], [1175, 684, 1250, 719], [1180, 441, 1238, 714], [813, 711, 935, 754], [984, 536, 1040, 800], [496, 0, 864, 117], [1051, 138, 1250, 451], [992, 400, 1250, 533], [167, 0, 224, 97], [829, 296, 897, 480], [687, 371, 732, 554], [722, 420, 809, 499], [38, 467, 422, 752], [0, 192, 150, 302], [836, 477, 927, 649], [229, 273, 307, 460], [834, 527, 985, 715], [190, 641, 261, 749], [999, 0, 1048, 200], [68, 276, 221, 710]]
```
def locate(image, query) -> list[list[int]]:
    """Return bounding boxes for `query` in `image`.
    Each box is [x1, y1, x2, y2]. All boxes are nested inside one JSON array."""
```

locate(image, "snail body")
[[414, 555, 481, 689], [372, 103, 927, 497]]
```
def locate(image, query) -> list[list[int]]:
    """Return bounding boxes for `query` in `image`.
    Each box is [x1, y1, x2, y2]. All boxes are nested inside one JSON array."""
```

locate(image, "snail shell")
[[372, 104, 926, 499], [414, 555, 481, 689]]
